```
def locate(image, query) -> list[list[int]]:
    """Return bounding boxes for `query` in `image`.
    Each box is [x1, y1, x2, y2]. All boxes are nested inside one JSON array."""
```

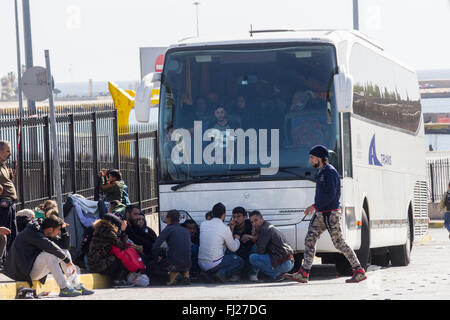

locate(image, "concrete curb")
[[0, 273, 111, 300]]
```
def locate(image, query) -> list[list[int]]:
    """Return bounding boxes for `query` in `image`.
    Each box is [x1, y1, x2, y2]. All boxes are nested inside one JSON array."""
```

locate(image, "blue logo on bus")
[[369, 134, 392, 167], [369, 134, 382, 166]]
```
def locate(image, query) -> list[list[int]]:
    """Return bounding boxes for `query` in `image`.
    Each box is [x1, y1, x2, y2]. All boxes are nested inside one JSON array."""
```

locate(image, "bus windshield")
[[159, 43, 341, 183]]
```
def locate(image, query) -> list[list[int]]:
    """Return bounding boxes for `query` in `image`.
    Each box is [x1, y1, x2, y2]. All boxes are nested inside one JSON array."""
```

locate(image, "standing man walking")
[[0, 140, 18, 265], [439, 182, 450, 239], [283, 145, 366, 283]]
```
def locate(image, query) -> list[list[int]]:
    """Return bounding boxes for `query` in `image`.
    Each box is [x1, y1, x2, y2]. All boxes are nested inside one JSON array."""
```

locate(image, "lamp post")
[[22, 0, 36, 114], [14, 0, 24, 117], [353, 0, 359, 30]]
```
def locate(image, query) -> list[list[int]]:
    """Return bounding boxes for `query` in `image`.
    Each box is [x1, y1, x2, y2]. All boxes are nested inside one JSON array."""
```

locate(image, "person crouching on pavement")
[[283, 145, 367, 284], [152, 210, 192, 285], [247, 210, 294, 282], [4, 215, 94, 297], [439, 181, 450, 239], [198, 203, 244, 283]]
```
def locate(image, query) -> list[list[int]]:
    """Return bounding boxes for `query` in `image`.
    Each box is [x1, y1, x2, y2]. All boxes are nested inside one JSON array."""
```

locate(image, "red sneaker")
[[345, 267, 367, 283], [283, 267, 310, 283]]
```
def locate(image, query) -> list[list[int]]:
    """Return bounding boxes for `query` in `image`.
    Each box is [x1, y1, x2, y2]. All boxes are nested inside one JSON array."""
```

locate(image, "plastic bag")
[[127, 272, 150, 287]]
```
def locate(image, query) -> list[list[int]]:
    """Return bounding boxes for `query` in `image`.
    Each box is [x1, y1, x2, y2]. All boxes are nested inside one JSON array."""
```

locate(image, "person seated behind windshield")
[[163, 126, 175, 158], [208, 105, 238, 132], [290, 90, 314, 112], [193, 97, 209, 120], [179, 97, 210, 132], [232, 95, 255, 131], [207, 105, 238, 148]]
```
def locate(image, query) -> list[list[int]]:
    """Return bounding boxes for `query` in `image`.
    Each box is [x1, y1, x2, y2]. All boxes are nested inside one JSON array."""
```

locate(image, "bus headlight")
[[159, 210, 192, 224]]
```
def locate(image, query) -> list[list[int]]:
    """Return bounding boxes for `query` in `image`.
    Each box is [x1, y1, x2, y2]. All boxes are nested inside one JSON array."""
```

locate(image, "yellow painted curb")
[[0, 273, 111, 300], [429, 222, 445, 228]]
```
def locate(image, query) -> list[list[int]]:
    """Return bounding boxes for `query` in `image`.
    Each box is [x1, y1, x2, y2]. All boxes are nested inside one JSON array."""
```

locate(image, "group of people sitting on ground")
[[0, 164, 297, 297], [193, 203, 294, 284]]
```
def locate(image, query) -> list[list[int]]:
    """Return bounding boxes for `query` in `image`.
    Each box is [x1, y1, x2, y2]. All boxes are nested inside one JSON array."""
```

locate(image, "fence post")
[[43, 115, 52, 199], [69, 114, 77, 194], [16, 118, 25, 209], [92, 112, 99, 201], [113, 109, 120, 170], [135, 132, 142, 208], [152, 130, 159, 213], [429, 162, 435, 203]]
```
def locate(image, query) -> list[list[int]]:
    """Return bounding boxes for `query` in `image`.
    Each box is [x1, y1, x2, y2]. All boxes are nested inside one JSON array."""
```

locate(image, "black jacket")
[[255, 221, 293, 268], [232, 219, 254, 259], [127, 223, 158, 258], [4, 220, 71, 286]]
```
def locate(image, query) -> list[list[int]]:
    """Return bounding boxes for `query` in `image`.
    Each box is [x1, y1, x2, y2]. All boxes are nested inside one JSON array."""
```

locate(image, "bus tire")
[[355, 208, 370, 270], [293, 253, 303, 271], [371, 252, 390, 267], [389, 217, 411, 266], [335, 253, 352, 276], [335, 207, 370, 276]]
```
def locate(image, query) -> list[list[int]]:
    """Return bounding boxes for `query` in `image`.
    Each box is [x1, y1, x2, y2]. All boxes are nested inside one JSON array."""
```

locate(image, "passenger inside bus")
[[289, 89, 314, 112], [284, 91, 331, 148], [159, 44, 342, 180], [230, 95, 255, 131]]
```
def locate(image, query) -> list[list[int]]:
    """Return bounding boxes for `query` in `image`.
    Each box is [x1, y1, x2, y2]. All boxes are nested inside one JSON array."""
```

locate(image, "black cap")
[[309, 145, 329, 159]]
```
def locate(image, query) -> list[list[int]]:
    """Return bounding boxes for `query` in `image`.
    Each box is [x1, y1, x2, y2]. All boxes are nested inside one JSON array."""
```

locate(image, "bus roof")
[[170, 29, 418, 74], [172, 29, 384, 52]]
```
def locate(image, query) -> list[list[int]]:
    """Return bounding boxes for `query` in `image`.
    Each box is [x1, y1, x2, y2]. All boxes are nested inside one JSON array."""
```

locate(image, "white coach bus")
[[136, 29, 428, 274]]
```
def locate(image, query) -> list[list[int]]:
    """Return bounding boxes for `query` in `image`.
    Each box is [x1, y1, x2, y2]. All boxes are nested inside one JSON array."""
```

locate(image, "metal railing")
[[427, 158, 450, 203], [0, 104, 158, 213]]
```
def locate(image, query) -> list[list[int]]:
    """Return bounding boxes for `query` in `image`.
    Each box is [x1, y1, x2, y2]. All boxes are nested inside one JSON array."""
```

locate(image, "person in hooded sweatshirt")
[[4, 215, 94, 297]]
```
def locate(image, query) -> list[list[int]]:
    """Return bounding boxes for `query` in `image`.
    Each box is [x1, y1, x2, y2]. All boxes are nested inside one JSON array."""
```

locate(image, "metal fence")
[[0, 104, 158, 213], [427, 158, 450, 203]]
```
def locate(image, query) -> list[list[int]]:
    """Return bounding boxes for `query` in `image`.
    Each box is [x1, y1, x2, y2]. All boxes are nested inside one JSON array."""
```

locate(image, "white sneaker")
[[249, 274, 259, 282]]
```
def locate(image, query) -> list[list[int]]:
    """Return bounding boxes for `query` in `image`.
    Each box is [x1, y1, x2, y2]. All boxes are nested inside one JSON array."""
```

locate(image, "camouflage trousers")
[[302, 210, 360, 270]]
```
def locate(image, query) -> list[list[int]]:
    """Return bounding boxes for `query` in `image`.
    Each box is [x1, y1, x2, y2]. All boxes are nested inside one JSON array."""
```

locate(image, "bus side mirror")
[[135, 72, 161, 123], [333, 71, 353, 113]]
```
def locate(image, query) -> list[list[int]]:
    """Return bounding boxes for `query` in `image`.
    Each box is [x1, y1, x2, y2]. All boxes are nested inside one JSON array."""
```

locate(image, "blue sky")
[[1, 0, 449, 82]]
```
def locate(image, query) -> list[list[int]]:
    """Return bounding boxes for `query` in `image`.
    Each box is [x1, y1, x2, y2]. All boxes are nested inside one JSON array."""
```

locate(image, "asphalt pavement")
[[49, 227, 450, 301]]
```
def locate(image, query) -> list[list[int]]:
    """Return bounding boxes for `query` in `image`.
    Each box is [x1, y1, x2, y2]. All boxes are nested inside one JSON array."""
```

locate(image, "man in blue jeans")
[[198, 203, 245, 283], [248, 210, 294, 282]]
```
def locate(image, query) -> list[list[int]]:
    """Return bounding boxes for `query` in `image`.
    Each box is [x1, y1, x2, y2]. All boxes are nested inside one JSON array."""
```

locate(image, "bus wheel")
[[335, 253, 352, 276], [355, 208, 370, 270], [293, 253, 303, 271], [389, 218, 411, 266], [335, 207, 370, 276], [371, 251, 390, 267]]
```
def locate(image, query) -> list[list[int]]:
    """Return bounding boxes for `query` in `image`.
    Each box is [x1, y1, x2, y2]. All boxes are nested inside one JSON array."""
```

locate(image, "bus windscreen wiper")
[[228, 166, 312, 180], [171, 167, 311, 191], [171, 170, 260, 191]]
